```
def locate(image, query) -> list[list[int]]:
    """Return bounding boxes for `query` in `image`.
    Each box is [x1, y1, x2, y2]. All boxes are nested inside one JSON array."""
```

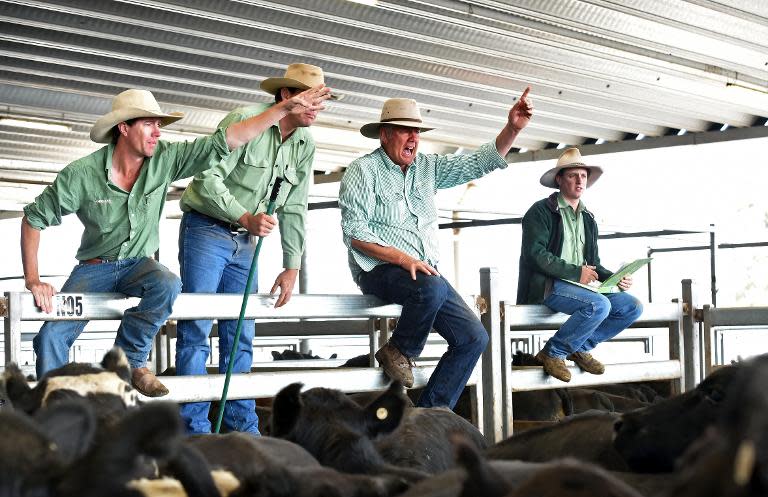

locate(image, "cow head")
[[613, 363, 740, 472], [5, 347, 137, 415], [271, 381, 409, 475]]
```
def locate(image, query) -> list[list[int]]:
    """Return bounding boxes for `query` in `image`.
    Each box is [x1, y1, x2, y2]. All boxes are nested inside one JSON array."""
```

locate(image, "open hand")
[[283, 84, 332, 114], [26, 279, 57, 314]]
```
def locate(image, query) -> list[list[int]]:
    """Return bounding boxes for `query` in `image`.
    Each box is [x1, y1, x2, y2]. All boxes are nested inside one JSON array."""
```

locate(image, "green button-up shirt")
[[557, 192, 586, 268], [339, 141, 508, 281], [24, 129, 230, 261], [180, 103, 314, 269]]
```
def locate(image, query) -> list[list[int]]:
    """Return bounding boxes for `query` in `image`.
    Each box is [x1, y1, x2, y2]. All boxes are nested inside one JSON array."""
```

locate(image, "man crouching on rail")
[[338, 88, 533, 409], [21, 85, 331, 396]]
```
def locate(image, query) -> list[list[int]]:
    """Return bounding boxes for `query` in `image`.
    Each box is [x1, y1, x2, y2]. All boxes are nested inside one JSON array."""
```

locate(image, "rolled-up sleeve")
[[23, 166, 79, 230], [278, 145, 313, 269]]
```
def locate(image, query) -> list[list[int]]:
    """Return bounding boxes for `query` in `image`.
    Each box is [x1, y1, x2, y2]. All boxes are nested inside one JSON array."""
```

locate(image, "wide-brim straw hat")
[[360, 98, 435, 139], [90, 89, 183, 143], [260, 63, 341, 100], [539, 147, 604, 188]]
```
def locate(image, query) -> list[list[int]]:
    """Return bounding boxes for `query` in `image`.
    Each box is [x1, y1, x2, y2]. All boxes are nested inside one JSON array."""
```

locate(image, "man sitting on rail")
[[338, 90, 533, 408], [21, 85, 331, 396], [517, 148, 643, 382]]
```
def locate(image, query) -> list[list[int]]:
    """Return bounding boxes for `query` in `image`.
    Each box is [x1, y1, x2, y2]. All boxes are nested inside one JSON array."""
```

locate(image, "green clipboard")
[[565, 257, 651, 293]]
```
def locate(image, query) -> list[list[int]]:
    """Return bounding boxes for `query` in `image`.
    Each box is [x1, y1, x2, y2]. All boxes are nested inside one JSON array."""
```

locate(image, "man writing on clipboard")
[[516, 148, 643, 382]]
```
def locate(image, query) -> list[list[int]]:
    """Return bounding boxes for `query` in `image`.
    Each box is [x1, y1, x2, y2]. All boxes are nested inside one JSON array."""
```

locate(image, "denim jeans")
[[358, 264, 488, 409], [542, 279, 643, 359], [176, 211, 260, 435], [33, 257, 181, 379]]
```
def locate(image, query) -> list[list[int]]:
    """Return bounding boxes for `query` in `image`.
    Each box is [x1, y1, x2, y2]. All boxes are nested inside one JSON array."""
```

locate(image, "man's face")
[[556, 167, 589, 201], [283, 87, 319, 128], [120, 118, 162, 157], [380, 125, 420, 168]]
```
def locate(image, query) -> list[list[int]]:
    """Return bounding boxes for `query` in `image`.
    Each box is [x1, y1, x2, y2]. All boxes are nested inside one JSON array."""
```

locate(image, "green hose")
[[214, 178, 283, 434]]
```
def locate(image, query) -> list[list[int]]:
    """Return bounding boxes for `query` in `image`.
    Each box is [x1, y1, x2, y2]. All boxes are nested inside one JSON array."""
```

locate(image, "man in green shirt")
[[175, 63, 336, 434], [22, 85, 330, 396], [339, 90, 533, 409], [517, 148, 643, 382]]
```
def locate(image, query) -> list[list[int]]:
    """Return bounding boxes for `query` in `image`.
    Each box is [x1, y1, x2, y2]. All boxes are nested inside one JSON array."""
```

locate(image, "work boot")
[[375, 342, 414, 388], [131, 367, 169, 397], [535, 351, 571, 382], [567, 352, 605, 375]]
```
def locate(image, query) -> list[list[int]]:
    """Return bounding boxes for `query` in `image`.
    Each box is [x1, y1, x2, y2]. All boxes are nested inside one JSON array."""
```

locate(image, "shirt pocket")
[[81, 199, 114, 234], [136, 184, 166, 225], [232, 153, 271, 190], [374, 189, 405, 223], [412, 181, 437, 221]]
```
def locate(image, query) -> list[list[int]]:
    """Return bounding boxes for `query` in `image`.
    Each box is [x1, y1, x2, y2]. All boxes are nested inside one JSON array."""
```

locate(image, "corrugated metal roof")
[[0, 0, 766, 208]]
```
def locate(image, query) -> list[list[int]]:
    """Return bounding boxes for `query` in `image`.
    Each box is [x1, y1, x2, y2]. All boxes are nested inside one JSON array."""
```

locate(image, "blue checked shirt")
[[339, 141, 508, 281]]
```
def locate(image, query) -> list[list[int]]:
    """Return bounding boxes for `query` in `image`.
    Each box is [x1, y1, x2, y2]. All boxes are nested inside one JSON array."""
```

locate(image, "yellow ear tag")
[[733, 440, 756, 486], [376, 407, 388, 420]]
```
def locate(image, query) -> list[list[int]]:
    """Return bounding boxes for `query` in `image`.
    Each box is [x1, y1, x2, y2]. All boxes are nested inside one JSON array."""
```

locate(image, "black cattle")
[[658, 355, 768, 497], [189, 433, 408, 497], [376, 406, 488, 474], [271, 382, 436, 482], [614, 362, 740, 472], [57, 401, 220, 497], [272, 349, 338, 360], [4, 347, 137, 414], [0, 400, 93, 496], [486, 412, 628, 471]]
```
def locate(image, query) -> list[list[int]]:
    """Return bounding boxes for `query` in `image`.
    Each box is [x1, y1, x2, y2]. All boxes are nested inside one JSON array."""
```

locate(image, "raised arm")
[[495, 86, 533, 157], [21, 217, 56, 313], [224, 85, 331, 150]]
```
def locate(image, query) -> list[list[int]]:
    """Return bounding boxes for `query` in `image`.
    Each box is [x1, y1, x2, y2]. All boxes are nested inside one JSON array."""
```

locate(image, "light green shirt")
[[557, 192, 586, 268], [24, 129, 229, 261], [339, 141, 508, 281], [180, 103, 314, 269]]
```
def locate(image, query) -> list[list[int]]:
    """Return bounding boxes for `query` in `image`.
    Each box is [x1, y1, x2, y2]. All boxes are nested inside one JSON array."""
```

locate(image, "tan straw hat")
[[360, 98, 435, 139], [539, 147, 603, 189], [90, 89, 183, 143], [260, 63, 341, 100]]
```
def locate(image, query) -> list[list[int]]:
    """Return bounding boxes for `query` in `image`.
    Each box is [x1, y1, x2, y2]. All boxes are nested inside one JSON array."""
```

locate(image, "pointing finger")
[[519, 86, 531, 102]]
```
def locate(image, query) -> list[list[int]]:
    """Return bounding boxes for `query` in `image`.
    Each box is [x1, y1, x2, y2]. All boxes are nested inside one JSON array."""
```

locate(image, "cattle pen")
[[3, 269, 764, 442]]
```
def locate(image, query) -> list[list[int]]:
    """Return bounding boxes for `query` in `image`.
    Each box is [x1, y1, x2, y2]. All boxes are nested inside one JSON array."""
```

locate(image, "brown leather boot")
[[131, 367, 169, 397], [535, 350, 571, 382], [567, 352, 605, 375], [375, 342, 415, 388]]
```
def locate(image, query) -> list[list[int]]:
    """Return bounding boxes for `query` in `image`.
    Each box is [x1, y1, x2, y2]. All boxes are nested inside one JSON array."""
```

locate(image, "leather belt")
[[80, 257, 115, 265], [193, 210, 247, 234]]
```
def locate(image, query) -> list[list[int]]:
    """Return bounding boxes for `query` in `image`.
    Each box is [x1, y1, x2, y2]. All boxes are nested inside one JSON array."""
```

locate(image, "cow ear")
[[364, 381, 408, 437], [3, 363, 33, 412], [272, 382, 304, 437], [35, 400, 96, 464], [101, 347, 131, 383]]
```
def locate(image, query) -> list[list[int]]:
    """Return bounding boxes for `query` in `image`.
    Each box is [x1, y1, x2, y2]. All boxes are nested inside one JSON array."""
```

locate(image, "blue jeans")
[[358, 264, 488, 409], [33, 257, 181, 379], [176, 211, 260, 435], [541, 279, 643, 359]]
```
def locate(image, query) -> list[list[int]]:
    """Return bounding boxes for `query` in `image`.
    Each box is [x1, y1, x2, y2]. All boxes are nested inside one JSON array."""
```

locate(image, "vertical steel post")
[[681, 279, 700, 389], [709, 225, 717, 306], [479, 267, 503, 443]]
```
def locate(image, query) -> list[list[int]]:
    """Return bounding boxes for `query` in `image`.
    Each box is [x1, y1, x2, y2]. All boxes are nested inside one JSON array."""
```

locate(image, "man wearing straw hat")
[[175, 63, 337, 434], [339, 88, 533, 409], [517, 148, 643, 382], [21, 84, 331, 397]]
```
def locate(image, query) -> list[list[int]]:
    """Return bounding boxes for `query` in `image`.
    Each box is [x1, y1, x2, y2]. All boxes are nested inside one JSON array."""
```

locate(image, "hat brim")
[[90, 108, 184, 143], [260, 78, 341, 100], [360, 121, 436, 139], [539, 164, 603, 189]]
